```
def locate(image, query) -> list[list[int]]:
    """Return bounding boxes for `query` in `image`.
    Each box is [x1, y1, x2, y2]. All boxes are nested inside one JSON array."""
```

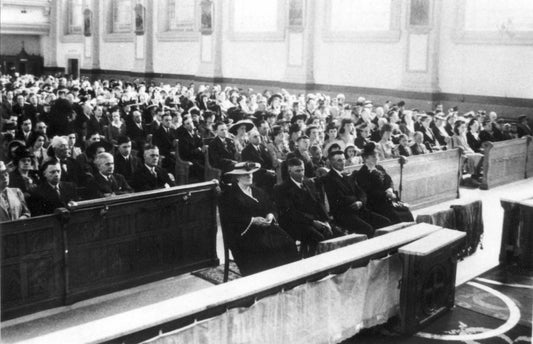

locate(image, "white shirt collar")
[[332, 168, 344, 178], [290, 177, 303, 188]]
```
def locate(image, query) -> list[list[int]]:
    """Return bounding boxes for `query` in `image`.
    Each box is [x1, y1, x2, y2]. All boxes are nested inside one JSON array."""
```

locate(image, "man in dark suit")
[[28, 159, 79, 216], [130, 145, 176, 192], [113, 135, 140, 185], [0, 161, 31, 221], [285, 135, 315, 179], [419, 115, 439, 152], [241, 129, 276, 193], [23, 93, 43, 125], [85, 152, 133, 199], [323, 151, 390, 237], [431, 114, 450, 147], [152, 113, 177, 170], [175, 115, 205, 180], [275, 158, 343, 256], [126, 110, 147, 150], [516, 115, 532, 138], [208, 122, 238, 174], [15, 117, 33, 145], [48, 136, 87, 186]]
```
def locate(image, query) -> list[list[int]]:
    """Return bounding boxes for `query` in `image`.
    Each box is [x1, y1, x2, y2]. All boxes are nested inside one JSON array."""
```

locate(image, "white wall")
[[438, 1, 533, 98]]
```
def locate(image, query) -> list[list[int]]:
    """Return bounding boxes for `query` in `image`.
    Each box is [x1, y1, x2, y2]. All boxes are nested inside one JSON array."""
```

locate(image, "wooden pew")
[[500, 196, 533, 268], [401, 149, 461, 209], [173, 139, 191, 185], [1, 182, 220, 320], [481, 137, 529, 190], [15, 224, 442, 344], [203, 138, 222, 181]]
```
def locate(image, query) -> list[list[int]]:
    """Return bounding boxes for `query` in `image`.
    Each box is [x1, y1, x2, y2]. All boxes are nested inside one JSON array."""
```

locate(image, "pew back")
[[401, 149, 461, 209], [1, 215, 64, 320], [174, 139, 191, 185], [481, 137, 529, 190], [16, 224, 441, 344], [1, 182, 220, 320]]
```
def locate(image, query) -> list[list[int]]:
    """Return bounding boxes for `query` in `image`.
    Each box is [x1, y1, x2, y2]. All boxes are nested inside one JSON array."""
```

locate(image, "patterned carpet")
[[343, 264, 532, 344], [192, 262, 242, 285]]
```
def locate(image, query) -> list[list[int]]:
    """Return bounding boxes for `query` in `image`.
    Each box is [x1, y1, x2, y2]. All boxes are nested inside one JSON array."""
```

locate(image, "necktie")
[[151, 168, 157, 178], [55, 185, 61, 197]]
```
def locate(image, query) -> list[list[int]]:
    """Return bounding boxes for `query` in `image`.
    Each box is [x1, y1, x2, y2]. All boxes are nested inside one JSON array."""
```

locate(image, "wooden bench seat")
[[16, 224, 442, 344]]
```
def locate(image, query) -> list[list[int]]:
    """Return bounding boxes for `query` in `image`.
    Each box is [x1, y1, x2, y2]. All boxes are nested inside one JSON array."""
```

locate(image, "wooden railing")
[[14, 224, 443, 344], [1, 182, 220, 320]]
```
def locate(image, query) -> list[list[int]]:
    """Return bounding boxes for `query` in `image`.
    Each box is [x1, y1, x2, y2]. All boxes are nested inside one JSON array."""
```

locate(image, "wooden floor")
[[2, 177, 533, 344]]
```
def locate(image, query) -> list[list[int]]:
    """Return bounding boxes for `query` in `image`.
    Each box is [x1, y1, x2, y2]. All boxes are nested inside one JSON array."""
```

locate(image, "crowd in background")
[[1, 73, 531, 224]]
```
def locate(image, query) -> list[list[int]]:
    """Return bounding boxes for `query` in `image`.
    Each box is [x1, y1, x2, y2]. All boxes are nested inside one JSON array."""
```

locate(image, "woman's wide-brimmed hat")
[[225, 162, 261, 175], [229, 119, 255, 135]]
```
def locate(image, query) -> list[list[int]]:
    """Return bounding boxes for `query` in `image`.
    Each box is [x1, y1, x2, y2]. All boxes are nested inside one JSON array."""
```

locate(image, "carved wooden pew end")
[[398, 228, 466, 335]]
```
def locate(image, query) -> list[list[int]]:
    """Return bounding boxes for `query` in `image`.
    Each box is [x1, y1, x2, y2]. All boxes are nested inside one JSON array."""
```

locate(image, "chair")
[[173, 139, 191, 185]]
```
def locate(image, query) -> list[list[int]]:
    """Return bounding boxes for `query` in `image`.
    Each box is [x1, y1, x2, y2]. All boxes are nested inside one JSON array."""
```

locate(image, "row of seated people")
[[0, 137, 174, 221], [1, 74, 530, 215], [219, 142, 414, 275]]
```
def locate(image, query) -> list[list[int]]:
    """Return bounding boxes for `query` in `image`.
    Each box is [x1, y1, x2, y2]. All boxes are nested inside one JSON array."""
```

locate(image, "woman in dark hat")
[[229, 119, 255, 159], [356, 142, 414, 224], [9, 146, 40, 198], [218, 162, 298, 276]]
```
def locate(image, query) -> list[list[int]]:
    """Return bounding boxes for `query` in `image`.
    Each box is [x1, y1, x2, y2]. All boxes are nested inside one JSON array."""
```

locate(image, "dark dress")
[[219, 183, 298, 276], [466, 131, 482, 153], [356, 164, 414, 225]]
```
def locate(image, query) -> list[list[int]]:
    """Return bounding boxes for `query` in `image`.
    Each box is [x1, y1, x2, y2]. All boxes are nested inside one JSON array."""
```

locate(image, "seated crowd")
[[1, 73, 530, 273]]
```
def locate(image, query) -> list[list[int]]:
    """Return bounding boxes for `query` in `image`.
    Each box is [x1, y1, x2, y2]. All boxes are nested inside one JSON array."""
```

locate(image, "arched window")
[[168, 0, 195, 32], [112, 0, 132, 33], [67, 0, 83, 34]]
